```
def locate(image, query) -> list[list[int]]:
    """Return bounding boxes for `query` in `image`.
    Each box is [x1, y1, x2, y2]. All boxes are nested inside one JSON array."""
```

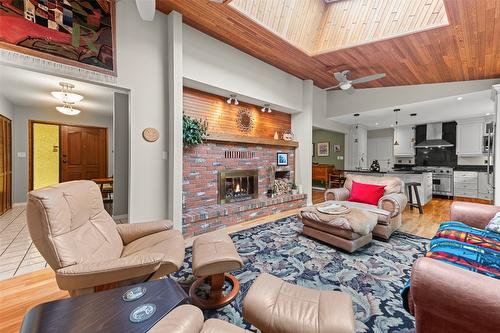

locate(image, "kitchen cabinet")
[[367, 137, 393, 171], [453, 171, 479, 198], [394, 126, 415, 156], [478, 172, 494, 200], [347, 125, 367, 170], [456, 119, 483, 155]]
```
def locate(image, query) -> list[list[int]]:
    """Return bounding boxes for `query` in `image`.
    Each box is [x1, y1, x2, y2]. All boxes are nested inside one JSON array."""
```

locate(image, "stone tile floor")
[[0, 205, 128, 281]]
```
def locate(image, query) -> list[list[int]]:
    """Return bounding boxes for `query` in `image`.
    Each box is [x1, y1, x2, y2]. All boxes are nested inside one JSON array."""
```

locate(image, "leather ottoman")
[[189, 231, 243, 309], [243, 273, 356, 333], [300, 204, 378, 253]]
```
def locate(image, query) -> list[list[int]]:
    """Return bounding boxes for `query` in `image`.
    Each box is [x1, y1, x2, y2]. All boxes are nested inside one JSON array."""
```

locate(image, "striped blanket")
[[402, 221, 500, 312]]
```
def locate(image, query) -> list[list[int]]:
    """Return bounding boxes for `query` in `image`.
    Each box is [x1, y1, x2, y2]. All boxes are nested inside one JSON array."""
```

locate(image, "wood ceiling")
[[156, 0, 500, 89]]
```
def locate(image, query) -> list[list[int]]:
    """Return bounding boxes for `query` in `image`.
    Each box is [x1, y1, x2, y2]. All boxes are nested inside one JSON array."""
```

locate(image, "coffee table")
[[20, 278, 188, 333]]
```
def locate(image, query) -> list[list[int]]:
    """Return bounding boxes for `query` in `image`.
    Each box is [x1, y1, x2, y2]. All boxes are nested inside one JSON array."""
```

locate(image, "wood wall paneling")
[[183, 87, 291, 139], [157, 0, 500, 88]]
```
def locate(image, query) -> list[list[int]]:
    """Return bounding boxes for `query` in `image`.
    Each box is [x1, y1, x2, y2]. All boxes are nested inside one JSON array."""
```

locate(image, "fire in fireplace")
[[218, 169, 258, 204]]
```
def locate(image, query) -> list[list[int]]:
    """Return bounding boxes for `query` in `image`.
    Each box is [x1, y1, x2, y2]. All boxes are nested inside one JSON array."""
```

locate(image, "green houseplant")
[[183, 114, 208, 147]]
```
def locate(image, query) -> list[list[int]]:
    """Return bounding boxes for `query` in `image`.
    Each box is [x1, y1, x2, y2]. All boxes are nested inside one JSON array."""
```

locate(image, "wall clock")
[[142, 128, 160, 142], [236, 108, 255, 133]]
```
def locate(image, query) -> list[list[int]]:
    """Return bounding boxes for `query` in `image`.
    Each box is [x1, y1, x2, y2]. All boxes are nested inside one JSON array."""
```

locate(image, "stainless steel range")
[[413, 166, 454, 196]]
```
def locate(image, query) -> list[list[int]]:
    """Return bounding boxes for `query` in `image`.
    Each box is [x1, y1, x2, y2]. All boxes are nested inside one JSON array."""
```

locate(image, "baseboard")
[[12, 202, 27, 207], [312, 186, 325, 190], [112, 214, 129, 219]]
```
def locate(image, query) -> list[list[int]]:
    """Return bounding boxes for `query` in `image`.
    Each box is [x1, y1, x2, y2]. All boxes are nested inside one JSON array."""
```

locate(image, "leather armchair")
[[408, 202, 500, 333], [27, 180, 185, 296], [324, 174, 407, 239]]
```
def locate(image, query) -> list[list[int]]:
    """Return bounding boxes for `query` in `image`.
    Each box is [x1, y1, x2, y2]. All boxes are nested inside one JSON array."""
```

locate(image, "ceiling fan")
[[325, 70, 386, 94]]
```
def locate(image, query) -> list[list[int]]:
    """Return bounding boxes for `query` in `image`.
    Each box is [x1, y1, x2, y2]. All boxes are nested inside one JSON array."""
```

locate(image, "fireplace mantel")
[[207, 133, 299, 148]]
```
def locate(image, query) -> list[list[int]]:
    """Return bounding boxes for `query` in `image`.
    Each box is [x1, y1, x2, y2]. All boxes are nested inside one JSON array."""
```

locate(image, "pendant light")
[[56, 102, 80, 115], [353, 113, 360, 143], [393, 109, 400, 146], [51, 82, 83, 104]]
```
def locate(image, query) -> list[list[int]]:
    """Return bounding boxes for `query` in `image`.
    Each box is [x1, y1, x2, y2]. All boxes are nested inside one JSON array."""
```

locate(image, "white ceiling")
[[0, 65, 116, 116], [330, 89, 495, 129]]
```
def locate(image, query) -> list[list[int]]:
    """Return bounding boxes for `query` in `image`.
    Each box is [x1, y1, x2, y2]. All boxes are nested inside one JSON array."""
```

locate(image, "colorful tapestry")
[[0, 0, 115, 75], [402, 221, 500, 313]]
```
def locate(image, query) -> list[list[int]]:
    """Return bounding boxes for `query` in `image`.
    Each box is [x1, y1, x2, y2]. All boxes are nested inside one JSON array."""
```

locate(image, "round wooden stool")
[[406, 182, 423, 214]]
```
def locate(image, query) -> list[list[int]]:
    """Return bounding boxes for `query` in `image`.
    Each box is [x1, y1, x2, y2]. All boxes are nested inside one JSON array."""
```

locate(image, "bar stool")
[[406, 182, 423, 214]]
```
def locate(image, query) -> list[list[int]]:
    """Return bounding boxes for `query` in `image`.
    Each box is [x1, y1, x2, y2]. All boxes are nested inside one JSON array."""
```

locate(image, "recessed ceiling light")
[[375, 123, 379, 126], [486, 113, 491, 116], [390, 124, 394, 127], [457, 96, 463, 101]]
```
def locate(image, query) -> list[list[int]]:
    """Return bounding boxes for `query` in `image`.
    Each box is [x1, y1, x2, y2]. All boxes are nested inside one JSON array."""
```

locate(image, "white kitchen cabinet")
[[393, 126, 415, 156], [456, 119, 483, 155], [367, 137, 393, 171], [478, 172, 494, 200], [454, 171, 479, 198]]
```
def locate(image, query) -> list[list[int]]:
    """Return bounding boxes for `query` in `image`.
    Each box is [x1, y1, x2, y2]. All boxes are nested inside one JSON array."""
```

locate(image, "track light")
[[261, 104, 272, 113], [227, 94, 239, 105]]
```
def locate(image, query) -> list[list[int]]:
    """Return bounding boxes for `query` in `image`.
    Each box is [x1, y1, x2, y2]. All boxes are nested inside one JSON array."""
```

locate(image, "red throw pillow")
[[348, 181, 386, 206]]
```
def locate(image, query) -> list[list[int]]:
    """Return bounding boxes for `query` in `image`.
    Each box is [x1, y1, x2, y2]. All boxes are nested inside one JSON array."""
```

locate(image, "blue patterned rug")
[[172, 216, 429, 332]]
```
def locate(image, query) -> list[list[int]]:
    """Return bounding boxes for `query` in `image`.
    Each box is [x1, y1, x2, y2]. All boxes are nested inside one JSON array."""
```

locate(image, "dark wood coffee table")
[[20, 278, 189, 333]]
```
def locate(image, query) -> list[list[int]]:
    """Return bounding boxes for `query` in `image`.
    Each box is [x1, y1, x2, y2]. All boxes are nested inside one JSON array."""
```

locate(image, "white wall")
[[12, 105, 113, 203], [183, 25, 304, 113], [115, 1, 170, 222], [313, 87, 350, 133]]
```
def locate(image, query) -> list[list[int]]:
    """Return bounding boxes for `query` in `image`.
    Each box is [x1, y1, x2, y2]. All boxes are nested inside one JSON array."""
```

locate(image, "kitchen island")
[[344, 170, 433, 205]]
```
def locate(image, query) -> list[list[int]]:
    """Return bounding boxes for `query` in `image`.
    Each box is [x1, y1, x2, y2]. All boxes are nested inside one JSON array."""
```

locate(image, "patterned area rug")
[[171, 216, 429, 332]]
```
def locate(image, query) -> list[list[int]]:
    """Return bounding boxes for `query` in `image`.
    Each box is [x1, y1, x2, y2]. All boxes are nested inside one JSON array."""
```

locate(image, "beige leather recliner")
[[325, 174, 408, 239], [26, 180, 185, 296]]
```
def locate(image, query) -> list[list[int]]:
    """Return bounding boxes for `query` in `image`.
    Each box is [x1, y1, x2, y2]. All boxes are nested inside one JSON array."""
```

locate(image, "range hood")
[[414, 122, 454, 148]]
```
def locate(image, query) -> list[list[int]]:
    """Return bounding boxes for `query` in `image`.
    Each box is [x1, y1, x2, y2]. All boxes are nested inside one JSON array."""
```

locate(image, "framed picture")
[[334, 144, 341, 152], [0, 0, 117, 76], [312, 143, 315, 157], [277, 152, 288, 166], [317, 142, 330, 157]]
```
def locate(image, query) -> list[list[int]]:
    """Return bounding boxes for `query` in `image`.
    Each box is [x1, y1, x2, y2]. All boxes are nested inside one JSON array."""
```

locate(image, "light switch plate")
[[17, 152, 26, 158], [162, 151, 168, 160], [337, 156, 344, 160]]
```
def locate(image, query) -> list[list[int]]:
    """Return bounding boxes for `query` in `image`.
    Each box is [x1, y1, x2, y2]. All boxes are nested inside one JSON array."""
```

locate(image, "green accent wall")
[[313, 129, 345, 169]]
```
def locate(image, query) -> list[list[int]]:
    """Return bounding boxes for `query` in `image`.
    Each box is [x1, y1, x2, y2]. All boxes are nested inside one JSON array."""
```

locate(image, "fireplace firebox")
[[218, 169, 258, 204]]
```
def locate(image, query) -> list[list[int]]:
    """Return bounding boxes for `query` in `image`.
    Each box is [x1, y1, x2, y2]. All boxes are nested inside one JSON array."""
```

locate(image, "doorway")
[[0, 115, 12, 215], [30, 121, 108, 190]]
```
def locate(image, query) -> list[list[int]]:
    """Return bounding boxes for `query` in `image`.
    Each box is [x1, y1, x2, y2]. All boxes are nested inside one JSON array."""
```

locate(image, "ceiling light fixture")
[[51, 82, 83, 104], [486, 113, 491, 116], [353, 113, 360, 143], [56, 103, 80, 116], [261, 104, 272, 113], [226, 94, 239, 105], [393, 109, 400, 146], [457, 96, 463, 101]]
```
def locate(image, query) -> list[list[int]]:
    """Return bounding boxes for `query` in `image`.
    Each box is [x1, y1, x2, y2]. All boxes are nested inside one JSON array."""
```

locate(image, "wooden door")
[[0, 116, 12, 215], [60, 126, 107, 182]]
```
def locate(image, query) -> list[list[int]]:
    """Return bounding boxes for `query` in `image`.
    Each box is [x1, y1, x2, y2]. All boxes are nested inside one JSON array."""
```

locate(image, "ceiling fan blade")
[[333, 72, 348, 82], [325, 83, 341, 91], [344, 86, 355, 95], [350, 73, 386, 84]]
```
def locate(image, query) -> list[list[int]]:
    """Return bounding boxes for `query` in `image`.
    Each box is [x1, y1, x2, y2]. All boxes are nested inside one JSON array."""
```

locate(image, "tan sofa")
[[324, 174, 407, 239], [26, 180, 185, 296]]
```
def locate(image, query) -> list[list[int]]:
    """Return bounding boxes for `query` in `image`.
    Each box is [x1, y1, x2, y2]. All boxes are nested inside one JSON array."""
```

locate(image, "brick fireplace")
[[182, 88, 307, 237]]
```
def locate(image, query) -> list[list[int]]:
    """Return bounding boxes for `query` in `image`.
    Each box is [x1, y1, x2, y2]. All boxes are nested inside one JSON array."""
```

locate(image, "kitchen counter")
[[454, 165, 493, 173], [341, 169, 429, 175]]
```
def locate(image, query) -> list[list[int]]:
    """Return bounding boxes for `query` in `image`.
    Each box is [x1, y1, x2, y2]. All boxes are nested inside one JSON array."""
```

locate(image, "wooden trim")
[[0, 0, 117, 77], [453, 196, 493, 205], [207, 133, 299, 148], [29, 120, 109, 191]]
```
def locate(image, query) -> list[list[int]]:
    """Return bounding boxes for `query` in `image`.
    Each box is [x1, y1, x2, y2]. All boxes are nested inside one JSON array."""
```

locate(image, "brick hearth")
[[183, 140, 306, 237]]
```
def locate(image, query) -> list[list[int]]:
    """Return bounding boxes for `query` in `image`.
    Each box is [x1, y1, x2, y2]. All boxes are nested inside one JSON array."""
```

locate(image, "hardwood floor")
[[0, 195, 456, 332]]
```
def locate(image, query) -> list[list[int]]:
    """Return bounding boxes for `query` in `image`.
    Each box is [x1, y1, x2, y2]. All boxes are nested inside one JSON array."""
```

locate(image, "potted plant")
[[183, 115, 208, 147]]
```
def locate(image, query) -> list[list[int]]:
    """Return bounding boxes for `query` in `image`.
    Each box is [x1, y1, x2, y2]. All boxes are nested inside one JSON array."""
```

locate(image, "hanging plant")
[[183, 114, 208, 147]]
